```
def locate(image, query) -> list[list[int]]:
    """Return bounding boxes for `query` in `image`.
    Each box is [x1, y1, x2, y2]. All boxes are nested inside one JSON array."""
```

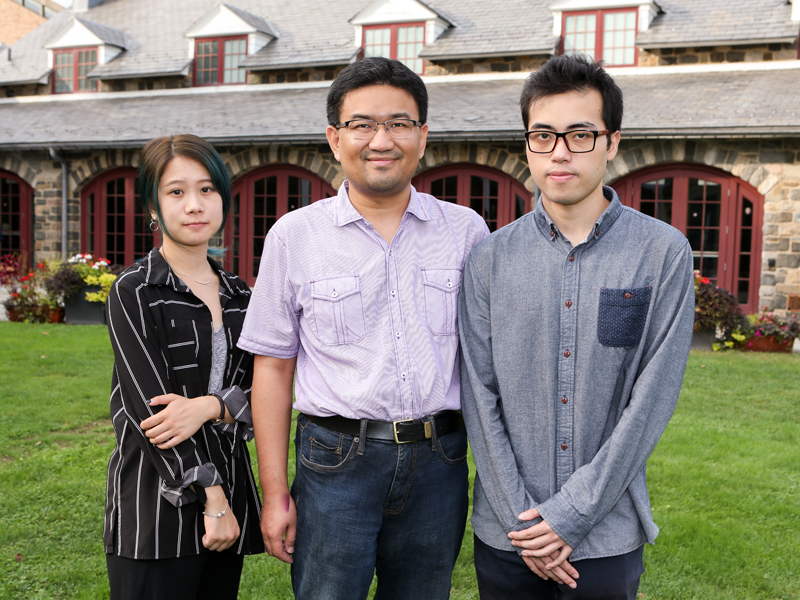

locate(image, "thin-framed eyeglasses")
[[336, 119, 423, 140], [524, 129, 611, 154]]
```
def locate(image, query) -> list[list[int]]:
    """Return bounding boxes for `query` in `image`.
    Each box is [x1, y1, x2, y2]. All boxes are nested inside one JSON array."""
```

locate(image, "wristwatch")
[[210, 392, 225, 425]]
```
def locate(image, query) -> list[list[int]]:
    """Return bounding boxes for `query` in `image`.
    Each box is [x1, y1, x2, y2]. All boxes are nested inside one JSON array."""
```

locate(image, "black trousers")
[[474, 534, 645, 600], [106, 551, 244, 600]]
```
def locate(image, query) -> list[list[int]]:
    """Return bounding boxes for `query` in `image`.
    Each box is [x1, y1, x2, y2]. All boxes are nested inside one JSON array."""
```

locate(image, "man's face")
[[326, 85, 428, 201], [525, 89, 620, 209]]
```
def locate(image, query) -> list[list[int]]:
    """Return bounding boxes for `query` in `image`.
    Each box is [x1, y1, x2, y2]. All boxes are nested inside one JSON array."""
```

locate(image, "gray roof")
[[1, 0, 797, 85], [222, 3, 280, 39], [73, 16, 128, 48], [636, 0, 798, 48], [419, 0, 558, 59], [1, 64, 798, 150]]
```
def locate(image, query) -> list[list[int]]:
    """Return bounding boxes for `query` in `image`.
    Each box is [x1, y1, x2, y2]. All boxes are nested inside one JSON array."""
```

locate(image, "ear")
[[326, 125, 342, 162], [417, 123, 429, 160], [606, 130, 621, 162]]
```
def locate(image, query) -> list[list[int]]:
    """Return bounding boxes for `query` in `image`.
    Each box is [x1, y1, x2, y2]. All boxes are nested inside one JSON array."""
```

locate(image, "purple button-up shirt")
[[238, 183, 489, 421]]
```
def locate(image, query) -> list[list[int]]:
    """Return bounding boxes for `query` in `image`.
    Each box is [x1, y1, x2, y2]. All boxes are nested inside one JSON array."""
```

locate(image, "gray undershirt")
[[208, 325, 227, 394]]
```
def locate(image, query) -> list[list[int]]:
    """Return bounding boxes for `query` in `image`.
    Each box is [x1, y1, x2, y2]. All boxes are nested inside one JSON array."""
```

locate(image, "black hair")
[[520, 54, 623, 134], [326, 57, 428, 125]]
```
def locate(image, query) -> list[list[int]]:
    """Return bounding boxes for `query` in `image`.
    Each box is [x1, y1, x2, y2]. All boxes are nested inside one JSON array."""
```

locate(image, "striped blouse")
[[103, 247, 265, 560]]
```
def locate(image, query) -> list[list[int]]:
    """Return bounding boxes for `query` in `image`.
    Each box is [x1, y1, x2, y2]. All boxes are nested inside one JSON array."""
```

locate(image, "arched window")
[[82, 168, 158, 268], [227, 166, 335, 284], [0, 170, 33, 264], [612, 165, 763, 314], [413, 164, 532, 232]]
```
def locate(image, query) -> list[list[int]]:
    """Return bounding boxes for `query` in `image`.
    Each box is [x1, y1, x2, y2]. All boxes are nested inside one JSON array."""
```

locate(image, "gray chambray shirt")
[[458, 186, 695, 561]]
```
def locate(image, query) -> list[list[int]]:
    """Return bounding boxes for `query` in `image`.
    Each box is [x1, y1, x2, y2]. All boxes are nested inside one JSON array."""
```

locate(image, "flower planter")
[[740, 335, 794, 353], [64, 285, 106, 325], [44, 306, 65, 324], [6, 307, 20, 322], [691, 329, 716, 351]]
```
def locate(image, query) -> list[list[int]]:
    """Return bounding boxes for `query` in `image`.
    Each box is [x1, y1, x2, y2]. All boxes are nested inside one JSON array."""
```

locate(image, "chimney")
[[72, 0, 104, 12]]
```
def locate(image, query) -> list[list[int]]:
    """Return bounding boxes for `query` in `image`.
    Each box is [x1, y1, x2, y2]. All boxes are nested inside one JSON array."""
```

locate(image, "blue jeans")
[[290, 414, 469, 600]]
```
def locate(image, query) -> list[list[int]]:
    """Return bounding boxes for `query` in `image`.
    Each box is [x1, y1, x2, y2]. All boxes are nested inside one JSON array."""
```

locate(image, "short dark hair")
[[326, 57, 428, 126], [520, 54, 623, 133], [138, 134, 231, 255]]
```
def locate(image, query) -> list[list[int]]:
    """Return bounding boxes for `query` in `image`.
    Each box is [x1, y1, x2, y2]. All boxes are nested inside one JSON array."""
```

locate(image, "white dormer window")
[[185, 3, 279, 87], [44, 16, 126, 93], [549, 1, 659, 67], [351, 0, 454, 75]]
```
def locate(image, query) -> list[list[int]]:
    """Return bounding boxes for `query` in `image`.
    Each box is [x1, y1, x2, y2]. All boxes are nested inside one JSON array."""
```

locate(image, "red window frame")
[[81, 168, 160, 268], [193, 36, 248, 86], [52, 47, 98, 94], [612, 164, 764, 314], [1, 169, 34, 266], [560, 9, 639, 67], [226, 166, 335, 285], [413, 164, 532, 233], [362, 22, 426, 75]]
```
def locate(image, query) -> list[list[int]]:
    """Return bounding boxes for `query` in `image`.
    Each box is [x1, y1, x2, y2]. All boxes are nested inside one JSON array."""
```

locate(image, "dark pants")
[[290, 414, 470, 600], [474, 534, 644, 600], [106, 551, 243, 600]]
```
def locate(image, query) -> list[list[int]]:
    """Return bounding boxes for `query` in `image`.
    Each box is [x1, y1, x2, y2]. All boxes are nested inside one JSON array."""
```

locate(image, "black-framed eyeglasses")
[[524, 129, 611, 153], [335, 119, 423, 140]]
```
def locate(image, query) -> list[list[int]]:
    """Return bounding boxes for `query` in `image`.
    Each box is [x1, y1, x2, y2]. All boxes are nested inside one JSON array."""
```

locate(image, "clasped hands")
[[509, 508, 578, 589], [140, 394, 221, 449]]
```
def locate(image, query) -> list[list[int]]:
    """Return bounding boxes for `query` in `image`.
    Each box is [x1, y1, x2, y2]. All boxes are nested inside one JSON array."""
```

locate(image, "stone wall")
[[249, 65, 347, 85], [99, 76, 192, 93], [639, 42, 798, 67], [425, 55, 549, 76], [607, 137, 800, 314]]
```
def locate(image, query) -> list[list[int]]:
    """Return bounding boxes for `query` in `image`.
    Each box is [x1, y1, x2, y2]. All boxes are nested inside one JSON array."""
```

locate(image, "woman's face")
[[155, 156, 223, 249]]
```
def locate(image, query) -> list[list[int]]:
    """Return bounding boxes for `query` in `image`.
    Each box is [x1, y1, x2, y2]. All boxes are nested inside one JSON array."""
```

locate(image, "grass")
[[0, 322, 798, 599]]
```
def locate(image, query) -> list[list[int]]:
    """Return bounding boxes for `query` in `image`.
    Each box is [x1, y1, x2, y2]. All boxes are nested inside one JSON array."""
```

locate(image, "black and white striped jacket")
[[103, 247, 265, 559]]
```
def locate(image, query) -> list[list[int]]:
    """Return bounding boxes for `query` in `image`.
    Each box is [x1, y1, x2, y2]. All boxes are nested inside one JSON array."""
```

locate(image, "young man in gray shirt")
[[458, 55, 695, 599]]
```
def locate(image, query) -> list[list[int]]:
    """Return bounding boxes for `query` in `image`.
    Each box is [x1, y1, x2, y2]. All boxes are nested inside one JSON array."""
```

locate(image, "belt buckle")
[[392, 418, 414, 444]]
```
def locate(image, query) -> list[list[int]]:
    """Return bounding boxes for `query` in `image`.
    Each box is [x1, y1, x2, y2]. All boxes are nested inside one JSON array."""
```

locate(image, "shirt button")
[[565, 300, 572, 308], [395, 332, 401, 338], [563, 350, 571, 358], [390, 290, 396, 297], [569, 255, 575, 262], [446, 280, 452, 288], [401, 372, 407, 380], [561, 443, 568, 451], [561, 396, 568, 404], [332, 291, 338, 298]]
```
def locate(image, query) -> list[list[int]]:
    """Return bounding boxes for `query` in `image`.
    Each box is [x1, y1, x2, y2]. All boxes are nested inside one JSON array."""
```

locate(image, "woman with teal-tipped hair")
[[102, 134, 264, 600]]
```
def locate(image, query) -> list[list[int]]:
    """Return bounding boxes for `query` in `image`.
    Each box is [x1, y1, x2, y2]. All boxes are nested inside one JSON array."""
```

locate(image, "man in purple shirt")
[[238, 57, 488, 599]]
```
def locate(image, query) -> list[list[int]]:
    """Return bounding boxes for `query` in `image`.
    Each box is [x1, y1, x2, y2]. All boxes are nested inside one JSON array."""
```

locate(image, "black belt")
[[304, 411, 462, 444]]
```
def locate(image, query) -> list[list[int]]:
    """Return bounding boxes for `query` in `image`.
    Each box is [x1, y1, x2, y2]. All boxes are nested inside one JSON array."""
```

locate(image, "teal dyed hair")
[[138, 134, 231, 257]]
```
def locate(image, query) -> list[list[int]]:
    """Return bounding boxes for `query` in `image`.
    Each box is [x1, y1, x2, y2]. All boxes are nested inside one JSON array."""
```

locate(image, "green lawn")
[[1, 322, 798, 599]]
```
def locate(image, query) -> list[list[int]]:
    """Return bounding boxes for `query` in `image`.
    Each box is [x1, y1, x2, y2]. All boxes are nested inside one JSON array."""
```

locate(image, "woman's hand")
[[140, 394, 219, 449], [202, 486, 240, 552]]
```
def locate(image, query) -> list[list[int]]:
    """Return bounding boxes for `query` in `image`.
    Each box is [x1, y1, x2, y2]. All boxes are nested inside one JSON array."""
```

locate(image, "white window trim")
[[550, 1, 659, 36]]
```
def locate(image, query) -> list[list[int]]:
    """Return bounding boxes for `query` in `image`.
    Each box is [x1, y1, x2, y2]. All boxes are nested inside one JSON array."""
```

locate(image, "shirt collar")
[[534, 185, 623, 243], [140, 246, 250, 297], [333, 181, 431, 227]]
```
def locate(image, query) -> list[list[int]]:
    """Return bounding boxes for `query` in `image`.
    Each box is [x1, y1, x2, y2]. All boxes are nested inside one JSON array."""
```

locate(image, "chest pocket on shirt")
[[422, 267, 462, 336], [597, 286, 652, 348], [311, 275, 366, 345], [164, 321, 203, 386]]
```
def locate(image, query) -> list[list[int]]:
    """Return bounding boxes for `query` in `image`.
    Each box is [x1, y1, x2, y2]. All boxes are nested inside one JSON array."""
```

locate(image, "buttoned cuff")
[[159, 463, 224, 508], [536, 492, 594, 550]]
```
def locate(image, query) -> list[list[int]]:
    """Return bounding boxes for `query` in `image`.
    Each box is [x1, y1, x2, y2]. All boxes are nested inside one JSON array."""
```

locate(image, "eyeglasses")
[[335, 119, 423, 140], [524, 129, 611, 154]]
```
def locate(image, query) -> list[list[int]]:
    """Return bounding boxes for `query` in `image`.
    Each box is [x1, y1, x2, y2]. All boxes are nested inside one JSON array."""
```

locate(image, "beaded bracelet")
[[202, 500, 229, 518]]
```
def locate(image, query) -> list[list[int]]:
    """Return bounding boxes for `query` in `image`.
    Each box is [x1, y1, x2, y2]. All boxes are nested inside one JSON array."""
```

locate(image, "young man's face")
[[525, 89, 620, 209], [326, 84, 428, 201]]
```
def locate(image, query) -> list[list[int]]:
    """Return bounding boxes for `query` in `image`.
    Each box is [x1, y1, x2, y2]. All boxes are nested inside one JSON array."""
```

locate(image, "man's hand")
[[509, 508, 574, 570], [141, 394, 218, 449], [261, 491, 297, 564], [522, 550, 579, 589]]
